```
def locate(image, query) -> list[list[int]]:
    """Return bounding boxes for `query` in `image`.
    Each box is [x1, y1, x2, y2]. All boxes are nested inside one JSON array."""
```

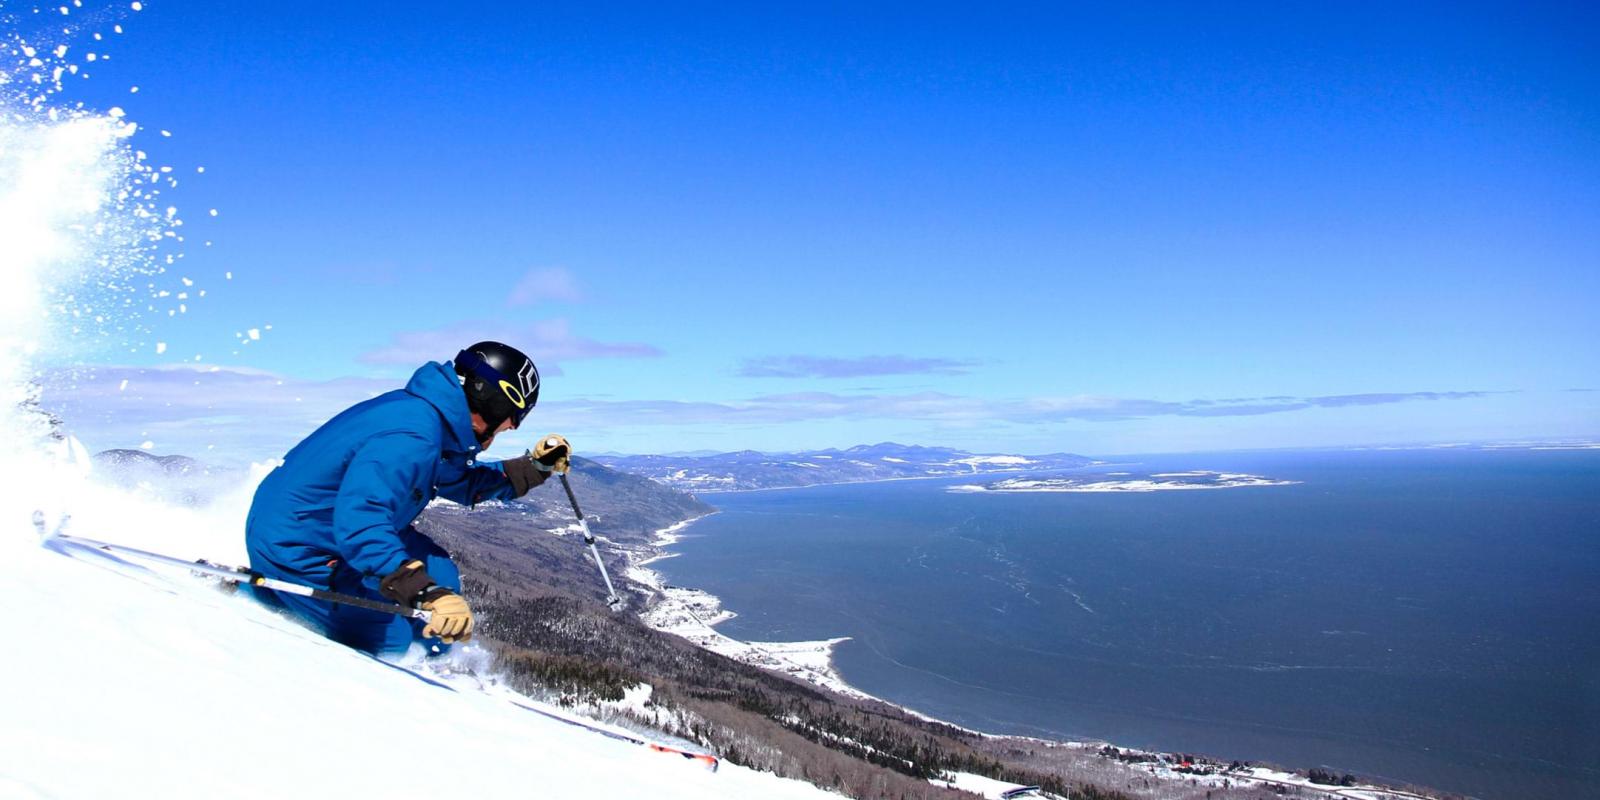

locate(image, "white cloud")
[[506, 267, 583, 307], [358, 318, 662, 370], [738, 355, 978, 378]]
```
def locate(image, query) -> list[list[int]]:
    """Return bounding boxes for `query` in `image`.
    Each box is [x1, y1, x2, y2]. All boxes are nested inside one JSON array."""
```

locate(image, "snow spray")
[[0, 2, 254, 563]]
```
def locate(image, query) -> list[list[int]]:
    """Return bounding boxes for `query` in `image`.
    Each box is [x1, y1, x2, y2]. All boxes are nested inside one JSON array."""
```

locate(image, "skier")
[[243, 341, 572, 655]]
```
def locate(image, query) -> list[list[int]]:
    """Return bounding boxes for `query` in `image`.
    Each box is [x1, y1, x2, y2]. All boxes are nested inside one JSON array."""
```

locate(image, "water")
[[655, 449, 1600, 799]]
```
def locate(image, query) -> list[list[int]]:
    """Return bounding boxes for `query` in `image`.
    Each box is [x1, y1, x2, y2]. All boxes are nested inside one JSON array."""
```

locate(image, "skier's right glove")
[[417, 589, 474, 644], [378, 560, 475, 643]]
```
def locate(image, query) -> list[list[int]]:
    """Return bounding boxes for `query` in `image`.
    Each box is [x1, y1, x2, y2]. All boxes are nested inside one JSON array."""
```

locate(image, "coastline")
[[622, 512, 884, 704], [619, 511, 1447, 800]]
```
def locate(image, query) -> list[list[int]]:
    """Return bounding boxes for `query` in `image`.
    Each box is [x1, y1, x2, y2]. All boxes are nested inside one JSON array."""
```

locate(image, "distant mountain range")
[[591, 442, 1096, 492]]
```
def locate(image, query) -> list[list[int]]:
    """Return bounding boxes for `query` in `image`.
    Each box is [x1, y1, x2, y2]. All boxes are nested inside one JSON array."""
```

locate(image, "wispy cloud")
[[738, 354, 979, 378], [37, 364, 1507, 463], [540, 389, 1504, 429], [358, 318, 662, 370], [507, 267, 583, 307], [542, 391, 989, 427], [1303, 391, 1496, 408], [1011, 391, 1507, 422]]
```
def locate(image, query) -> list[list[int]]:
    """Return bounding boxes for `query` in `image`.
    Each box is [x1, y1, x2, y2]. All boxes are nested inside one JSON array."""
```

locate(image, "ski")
[[508, 699, 720, 772]]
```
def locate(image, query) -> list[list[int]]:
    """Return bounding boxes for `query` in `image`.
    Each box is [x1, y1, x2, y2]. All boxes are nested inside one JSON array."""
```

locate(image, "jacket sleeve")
[[332, 432, 436, 578], [435, 460, 521, 507]]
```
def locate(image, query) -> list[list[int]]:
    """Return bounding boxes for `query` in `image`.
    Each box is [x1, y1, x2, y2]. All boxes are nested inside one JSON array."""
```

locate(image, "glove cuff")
[[378, 561, 437, 607], [502, 454, 548, 496]]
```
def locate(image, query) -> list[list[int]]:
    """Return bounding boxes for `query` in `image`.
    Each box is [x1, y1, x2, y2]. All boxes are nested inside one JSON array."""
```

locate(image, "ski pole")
[[554, 470, 625, 612], [33, 513, 428, 621]]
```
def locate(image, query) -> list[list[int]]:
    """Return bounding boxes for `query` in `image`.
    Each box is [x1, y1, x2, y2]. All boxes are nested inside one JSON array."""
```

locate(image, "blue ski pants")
[[251, 526, 461, 656]]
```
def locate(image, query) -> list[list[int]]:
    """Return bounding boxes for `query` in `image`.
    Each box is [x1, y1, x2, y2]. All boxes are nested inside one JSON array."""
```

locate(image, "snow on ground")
[[929, 770, 1051, 798], [1080, 748, 1432, 800], [592, 681, 657, 718], [0, 461, 840, 800], [955, 455, 1036, 466]]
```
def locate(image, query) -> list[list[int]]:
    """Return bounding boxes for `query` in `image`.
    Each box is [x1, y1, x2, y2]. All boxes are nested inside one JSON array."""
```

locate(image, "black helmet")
[[454, 341, 540, 432]]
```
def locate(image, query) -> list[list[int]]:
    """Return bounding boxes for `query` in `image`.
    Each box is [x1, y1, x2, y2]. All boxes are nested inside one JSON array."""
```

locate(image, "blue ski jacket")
[[245, 361, 516, 585]]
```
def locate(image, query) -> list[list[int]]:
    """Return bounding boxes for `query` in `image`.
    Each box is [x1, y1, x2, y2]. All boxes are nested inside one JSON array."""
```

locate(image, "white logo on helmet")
[[515, 359, 538, 400]]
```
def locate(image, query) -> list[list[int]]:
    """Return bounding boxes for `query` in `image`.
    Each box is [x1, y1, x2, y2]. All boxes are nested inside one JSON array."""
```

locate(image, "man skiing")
[[244, 341, 571, 655]]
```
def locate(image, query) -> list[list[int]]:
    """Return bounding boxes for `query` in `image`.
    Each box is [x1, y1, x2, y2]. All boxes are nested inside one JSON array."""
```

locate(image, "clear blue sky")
[[27, 0, 1600, 459]]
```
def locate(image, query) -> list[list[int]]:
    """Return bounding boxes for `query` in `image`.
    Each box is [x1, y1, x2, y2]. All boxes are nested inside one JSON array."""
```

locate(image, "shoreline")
[[623, 512, 885, 704], [618, 511, 1447, 800]]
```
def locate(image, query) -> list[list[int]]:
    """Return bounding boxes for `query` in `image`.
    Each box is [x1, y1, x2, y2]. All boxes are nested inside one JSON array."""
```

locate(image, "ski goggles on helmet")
[[455, 348, 538, 429]]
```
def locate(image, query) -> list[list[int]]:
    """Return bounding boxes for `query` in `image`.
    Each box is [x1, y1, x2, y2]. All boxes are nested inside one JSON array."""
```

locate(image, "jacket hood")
[[405, 361, 478, 454]]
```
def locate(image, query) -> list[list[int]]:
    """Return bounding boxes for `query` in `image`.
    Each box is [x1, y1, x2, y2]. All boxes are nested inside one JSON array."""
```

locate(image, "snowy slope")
[[1, 465, 838, 799]]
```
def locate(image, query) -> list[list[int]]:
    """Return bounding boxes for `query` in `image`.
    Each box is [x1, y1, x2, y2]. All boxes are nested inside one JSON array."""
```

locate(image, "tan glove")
[[532, 433, 571, 474], [419, 589, 475, 644], [379, 560, 475, 643]]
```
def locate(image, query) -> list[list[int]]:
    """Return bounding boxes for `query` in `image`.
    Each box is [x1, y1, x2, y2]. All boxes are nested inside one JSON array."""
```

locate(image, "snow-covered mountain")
[[594, 442, 1095, 492]]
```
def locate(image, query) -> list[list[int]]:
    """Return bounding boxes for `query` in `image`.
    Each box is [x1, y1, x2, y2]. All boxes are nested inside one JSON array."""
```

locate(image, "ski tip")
[[648, 744, 720, 772]]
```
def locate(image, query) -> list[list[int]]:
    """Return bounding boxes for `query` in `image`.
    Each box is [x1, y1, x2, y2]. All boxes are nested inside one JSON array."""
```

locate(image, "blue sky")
[[24, 1, 1600, 460]]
